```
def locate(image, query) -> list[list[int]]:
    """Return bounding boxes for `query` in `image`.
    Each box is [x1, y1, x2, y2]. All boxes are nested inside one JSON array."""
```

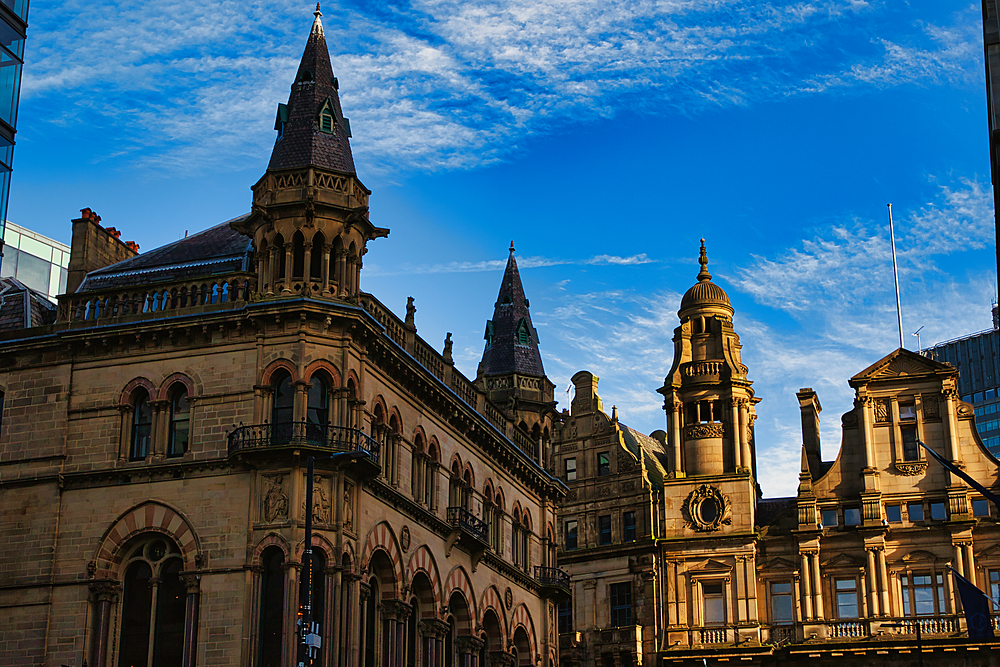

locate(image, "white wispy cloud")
[[20, 0, 981, 173], [366, 252, 657, 275]]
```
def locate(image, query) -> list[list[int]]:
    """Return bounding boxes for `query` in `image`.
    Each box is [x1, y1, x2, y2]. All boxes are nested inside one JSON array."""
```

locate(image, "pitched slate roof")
[[76, 217, 252, 293], [479, 245, 545, 377], [0, 277, 57, 331], [267, 7, 356, 174], [619, 424, 670, 488]]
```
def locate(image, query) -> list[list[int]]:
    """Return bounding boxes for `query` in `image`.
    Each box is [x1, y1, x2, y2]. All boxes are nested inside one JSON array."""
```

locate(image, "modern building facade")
[[924, 324, 1000, 455], [0, 0, 29, 266], [0, 10, 567, 667], [0, 220, 69, 299]]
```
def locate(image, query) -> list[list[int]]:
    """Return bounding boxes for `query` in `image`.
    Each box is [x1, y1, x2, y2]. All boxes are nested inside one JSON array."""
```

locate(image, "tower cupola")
[[232, 5, 388, 299], [658, 240, 758, 481]]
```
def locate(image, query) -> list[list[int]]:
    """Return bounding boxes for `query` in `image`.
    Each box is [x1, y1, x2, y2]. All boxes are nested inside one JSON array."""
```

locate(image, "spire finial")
[[312, 3, 324, 35], [509, 241, 515, 254], [697, 238, 712, 282]]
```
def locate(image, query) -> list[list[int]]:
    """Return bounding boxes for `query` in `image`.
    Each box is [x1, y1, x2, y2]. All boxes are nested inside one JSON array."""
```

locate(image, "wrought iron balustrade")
[[447, 506, 489, 543], [534, 566, 571, 591], [227, 421, 381, 463]]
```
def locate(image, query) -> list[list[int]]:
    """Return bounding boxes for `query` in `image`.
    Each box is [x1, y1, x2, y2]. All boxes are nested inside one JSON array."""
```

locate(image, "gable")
[[691, 558, 733, 573], [851, 348, 952, 384], [822, 552, 862, 568], [758, 556, 797, 572]]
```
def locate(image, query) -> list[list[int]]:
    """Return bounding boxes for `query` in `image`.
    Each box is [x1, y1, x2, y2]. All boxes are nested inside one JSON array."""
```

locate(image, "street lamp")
[[881, 621, 922, 667], [298, 450, 371, 667]]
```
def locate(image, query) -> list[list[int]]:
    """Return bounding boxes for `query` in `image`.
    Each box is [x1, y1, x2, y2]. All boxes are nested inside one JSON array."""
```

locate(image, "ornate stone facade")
[[0, 11, 565, 667]]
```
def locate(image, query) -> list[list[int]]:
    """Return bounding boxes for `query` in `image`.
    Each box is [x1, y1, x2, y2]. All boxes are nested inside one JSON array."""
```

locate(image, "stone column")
[[257, 243, 267, 291], [457, 636, 485, 667], [954, 543, 966, 577], [420, 619, 450, 667], [283, 242, 293, 292], [942, 388, 960, 464], [964, 542, 976, 585], [322, 244, 333, 294], [859, 396, 875, 469], [799, 553, 813, 620], [358, 582, 371, 667], [181, 574, 201, 667], [671, 401, 683, 475], [811, 553, 824, 619], [865, 548, 879, 617], [303, 244, 313, 284], [877, 548, 890, 617], [268, 246, 280, 295], [739, 401, 752, 475], [88, 581, 121, 667], [730, 399, 742, 471]]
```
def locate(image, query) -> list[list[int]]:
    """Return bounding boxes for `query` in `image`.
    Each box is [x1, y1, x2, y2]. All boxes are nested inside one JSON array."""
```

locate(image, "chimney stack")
[[797, 388, 822, 480]]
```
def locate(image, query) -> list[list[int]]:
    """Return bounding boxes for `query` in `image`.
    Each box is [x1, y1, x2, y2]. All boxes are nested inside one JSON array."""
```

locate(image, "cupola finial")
[[697, 238, 712, 282], [312, 3, 324, 35], [509, 240, 515, 254]]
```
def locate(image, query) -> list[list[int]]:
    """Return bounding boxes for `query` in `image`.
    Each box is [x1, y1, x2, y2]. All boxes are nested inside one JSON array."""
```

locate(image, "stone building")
[[553, 244, 1000, 666], [0, 9, 568, 667]]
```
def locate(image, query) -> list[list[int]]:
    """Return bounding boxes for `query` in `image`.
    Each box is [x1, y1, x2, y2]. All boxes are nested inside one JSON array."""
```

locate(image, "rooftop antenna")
[[887, 204, 904, 349], [912, 325, 924, 353]]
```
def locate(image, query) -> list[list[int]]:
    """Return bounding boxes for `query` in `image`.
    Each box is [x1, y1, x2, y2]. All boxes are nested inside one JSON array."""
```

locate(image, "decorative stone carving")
[[681, 484, 732, 532], [684, 423, 725, 440], [504, 587, 513, 609], [618, 452, 635, 471], [622, 480, 636, 492], [894, 461, 928, 476], [302, 478, 330, 523], [923, 395, 940, 419], [344, 483, 354, 532], [873, 399, 890, 424], [401, 525, 411, 552], [263, 475, 289, 523]]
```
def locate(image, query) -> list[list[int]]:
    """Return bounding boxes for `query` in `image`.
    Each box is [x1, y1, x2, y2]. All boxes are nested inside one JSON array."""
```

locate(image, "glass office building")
[[923, 323, 1000, 455], [0, 221, 68, 299], [0, 0, 28, 266]]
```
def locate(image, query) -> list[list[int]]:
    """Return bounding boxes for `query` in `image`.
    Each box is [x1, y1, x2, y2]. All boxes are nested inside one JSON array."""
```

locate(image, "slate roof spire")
[[478, 242, 546, 377], [267, 5, 356, 174]]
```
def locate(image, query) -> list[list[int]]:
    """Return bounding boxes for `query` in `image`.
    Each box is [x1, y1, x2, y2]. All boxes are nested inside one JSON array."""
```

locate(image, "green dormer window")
[[516, 318, 531, 345], [484, 320, 495, 347], [318, 99, 336, 134]]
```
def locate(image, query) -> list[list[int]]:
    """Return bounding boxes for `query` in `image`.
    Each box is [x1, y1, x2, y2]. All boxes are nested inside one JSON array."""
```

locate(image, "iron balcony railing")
[[227, 421, 381, 463], [534, 566, 571, 591], [446, 506, 489, 543]]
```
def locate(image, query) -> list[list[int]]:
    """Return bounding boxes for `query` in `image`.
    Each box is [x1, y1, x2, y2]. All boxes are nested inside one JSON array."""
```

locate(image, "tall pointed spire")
[[268, 6, 356, 174], [478, 243, 545, 377]]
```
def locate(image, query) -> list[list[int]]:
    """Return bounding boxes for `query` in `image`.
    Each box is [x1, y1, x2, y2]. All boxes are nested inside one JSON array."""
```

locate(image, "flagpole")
[[888, 203, 904, 349]]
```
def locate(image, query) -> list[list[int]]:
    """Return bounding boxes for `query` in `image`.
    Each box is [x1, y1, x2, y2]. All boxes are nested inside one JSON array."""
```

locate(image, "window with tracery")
[[130, 388, 153, 461], [167, 384, 190, 458], [117, 536, 187, 667]]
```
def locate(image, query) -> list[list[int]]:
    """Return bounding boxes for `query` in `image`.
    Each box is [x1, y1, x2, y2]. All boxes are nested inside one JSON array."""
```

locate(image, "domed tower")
[[658, 240, 758, 480], [232, 6, 389, 298]]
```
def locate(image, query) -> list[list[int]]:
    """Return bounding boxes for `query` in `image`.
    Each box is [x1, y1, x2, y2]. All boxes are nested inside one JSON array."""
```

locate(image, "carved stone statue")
[[263, 475, 288, 523]]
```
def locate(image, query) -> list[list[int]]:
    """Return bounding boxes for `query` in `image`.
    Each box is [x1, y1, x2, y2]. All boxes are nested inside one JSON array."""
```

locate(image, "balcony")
[[227, 422, 381, 473], [534, 566, 571, 601], [446, 506, 489, 544]]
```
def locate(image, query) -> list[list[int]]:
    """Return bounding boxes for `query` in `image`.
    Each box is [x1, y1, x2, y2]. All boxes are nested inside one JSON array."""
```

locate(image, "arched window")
[[130, 389, 153, 461], [307, 373, 330, 427], [292, 231, 306, 279], [117, 536, 186, 667], [273, 233, 286, 282], [411, 433, 425, 501], [311, 232, 325, 281], [272, 370, 294, 425], [272, 370, 295, 445], [319, 106, 335, 133], [259, 546, 285, 667], [167, 384, 190, 458], [386, 414, 401, 487], [449, 462, 462, 509]]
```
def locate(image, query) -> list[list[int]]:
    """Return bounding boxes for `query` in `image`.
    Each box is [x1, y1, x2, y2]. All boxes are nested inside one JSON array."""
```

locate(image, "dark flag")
[[950, 566, 996, 640], [916, 439, 1000, 512]]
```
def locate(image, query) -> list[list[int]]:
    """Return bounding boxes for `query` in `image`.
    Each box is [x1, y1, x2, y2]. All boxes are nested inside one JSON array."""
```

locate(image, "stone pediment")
[[851, 348, 951, 384], [822, 552, 862, 568], [758, 556, 797, 572], [692, 558, 734, 573], [976, 544, 1000, 561]]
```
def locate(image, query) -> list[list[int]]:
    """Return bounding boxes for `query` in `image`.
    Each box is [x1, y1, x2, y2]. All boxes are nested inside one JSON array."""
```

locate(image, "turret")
[[658, 240, 758, 481], [232, 5, 388, 299]]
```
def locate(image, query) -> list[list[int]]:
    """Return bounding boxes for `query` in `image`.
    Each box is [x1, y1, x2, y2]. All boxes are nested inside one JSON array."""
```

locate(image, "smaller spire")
[[509, 240, 515, 254], [312, 3, 324, 36], [697, 238, 712, 282]]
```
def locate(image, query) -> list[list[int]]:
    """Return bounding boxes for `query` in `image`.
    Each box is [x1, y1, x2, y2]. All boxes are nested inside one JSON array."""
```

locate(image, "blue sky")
[[10, 0, 997, 496]]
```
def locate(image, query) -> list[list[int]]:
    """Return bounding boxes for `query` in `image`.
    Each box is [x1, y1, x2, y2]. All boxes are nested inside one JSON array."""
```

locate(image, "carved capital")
[[89, 580, 121, 602]]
